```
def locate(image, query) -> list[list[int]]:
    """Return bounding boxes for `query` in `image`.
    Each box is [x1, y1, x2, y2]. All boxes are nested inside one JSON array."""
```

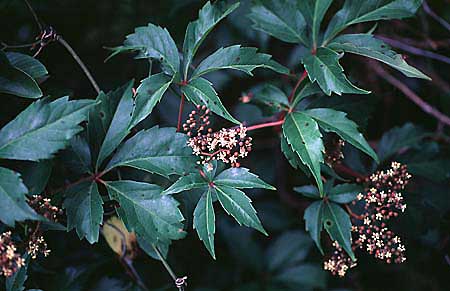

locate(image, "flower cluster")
[[324, 162, 411, 277], [324, 138, 345, 167], [28, 195, 63, 222], [0, 232, 25, 277], [184, 105, 252, 168], [27, 236, 50, 259]]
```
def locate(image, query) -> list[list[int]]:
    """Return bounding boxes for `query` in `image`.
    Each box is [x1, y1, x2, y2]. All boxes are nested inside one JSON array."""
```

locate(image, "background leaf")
[[193, 188, 216, 258]]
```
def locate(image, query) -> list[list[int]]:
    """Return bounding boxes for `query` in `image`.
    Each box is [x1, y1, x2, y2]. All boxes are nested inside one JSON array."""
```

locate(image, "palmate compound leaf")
[[105, 126, 196, 177], [0, 50, 42, 99], [323, 0, 423, 43], [108, 23, 180, 75], [0, 167, 39, 226], [105, 180, 185, 244], [0, 97, 96, 161], [181, 77, 240, 124], [193, 187, 216, 258], [303, 108, 379, 162], [282, 112, 324, 195], [249, 0, 308, 45], [190, 45, 289, 79], [63, 181, 103, 244], [302, 47, 370, 96], [182, 0, 240, 78], [329, 34, 430, 80]]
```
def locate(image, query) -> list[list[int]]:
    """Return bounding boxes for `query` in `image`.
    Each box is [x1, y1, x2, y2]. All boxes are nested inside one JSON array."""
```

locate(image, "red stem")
[[287, 70, 308, 103], [246, 119, 285, 131], [176, 94, 185, 132]]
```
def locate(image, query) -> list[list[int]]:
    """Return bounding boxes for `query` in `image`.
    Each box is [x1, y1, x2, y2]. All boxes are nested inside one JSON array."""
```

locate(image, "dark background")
[[1, 0, 449, 290]]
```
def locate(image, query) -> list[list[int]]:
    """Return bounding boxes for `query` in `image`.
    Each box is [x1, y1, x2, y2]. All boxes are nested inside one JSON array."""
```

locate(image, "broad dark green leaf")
[[323, 0, 423, 43], [328, 183, 362, 203], [106, 126, 196, 177], [304, 108, 378, 162], [129, 73, 173, 128], [193, 188, 216, 258], [377, 123, 426, 161], [6, 52, 48, 79], [163, 172, 208, 195], [0, 51, 42, 98], [182, 1, 240, 78], [309, 0, 333, 47], [215, 184, 267, 235], [95, 81, 134, 168], [105, 180, 185, 244], [20, 160, 53, 195], [303, 201, 324, 254], [265, 231, 313, 272], [322, 202, 355, 260], [0, 167, 39, 226], [0, 97, 95, 161], [181, 77, 240, 124], [251, 84, 289, 110], [249, 0, 308, 45], [61, 135, 93, 175], [302, 47, 370, 95], [64, 181, 103, 244], [137, 234, 170, 261], [191, 45, 288, 79], [6, 254, 29, 291], [214, 167, 275, 190], [110, 23, 179, 75], [283, 112, 324, 194], [273, 263, 326, 289], [329, 34, 430, 79], [293, 185, 320, 199], [280, 135, 311, 176]]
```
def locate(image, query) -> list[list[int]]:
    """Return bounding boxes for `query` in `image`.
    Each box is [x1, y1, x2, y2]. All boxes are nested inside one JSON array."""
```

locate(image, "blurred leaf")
[[106, 126, 196, 177], [193, 187, 216, 258], [64, 181, 103, 244], [0, 167, 39, 226], [273, 263, 326, 289], [302, 47, 370, 95], [293, 185, 320, 199], [303, 201, 324, 254], [0, 50, 42, 98], [377, 123, 426, 161], [181, 77, 240, 124], [0, 97, 95, 161], [102, 216, 136, 257], [182, 1, 240, 78], [214, 167, 276, 190], [407, 159, 450, 182], [328, 183, 362, 203], [283, 112, 324, 194], [250, 84, 289, 111], [329, 34, 430, 79], [20, 160, 53, 196], [6, 52, 48, 79], [304, 108, 378, 162]]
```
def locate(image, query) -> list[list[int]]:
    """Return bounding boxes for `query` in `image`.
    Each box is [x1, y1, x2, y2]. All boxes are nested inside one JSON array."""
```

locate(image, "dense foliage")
[[0, 0, 449, 290]]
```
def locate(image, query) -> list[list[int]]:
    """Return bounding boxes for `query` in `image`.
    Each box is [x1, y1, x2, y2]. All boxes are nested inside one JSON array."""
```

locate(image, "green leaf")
[[328, 183, 362, 204], [283, 112, 324, 195], [304, 108, 378, 162], [61, 135, 93, 175], [182, 1, 240, 78], [323, 0, 423, 43], [0, 97, 95, 161], [20, 160, 53, 196], [280, 135, 310, 176], [106, 126, 196, 177], [273, 263, 326, 289], [129, 73, 173, 128], [137, 234, 170, 261], [377, 123, 425, 161], [181, 77, 240, 124], [214, 167, 275, 190], [191, 45, 287, 79], [322, 202, 355, 260], [329, 34, 430, 79], [249, 0, 308, 45], [215, 185, 267, 235], [293, 185, 320, 199], [251, 84, 289, 110], [110, 23, 180, 75], [6, 254, 30, 291], [193, 188, 216, 258], [303, 201, 324, 254], [302, 47, 370, 96], [291, 81, 322, 108], [6, 52, 48, 79], [105, 180, 185, 244], [310, 0, 333, 47], [0, 51, 42, 98], [94, 81, 134, 168], [0, 167, 38, 226], [163, 172, 208, 195], [64, 181, 103, 244]]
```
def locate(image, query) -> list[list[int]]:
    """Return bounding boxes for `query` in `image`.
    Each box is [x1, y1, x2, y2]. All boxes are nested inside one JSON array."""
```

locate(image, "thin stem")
[[423, 1, 450, 32], [1, 40, 40, 50], [24, 0, 42, 31], [56, 36, 100, 94], [177, 94, 185, 132], [152, 244, 186, 291], [288, 70, 308, 103], [345, 204, 364, 220], [372, 62, 450, 127], [246, 119, 285, 131]]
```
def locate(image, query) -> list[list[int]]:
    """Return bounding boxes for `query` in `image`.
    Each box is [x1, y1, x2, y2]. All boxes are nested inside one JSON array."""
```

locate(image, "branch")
[[423, 1, 450, 32], [152, 244, 187, 291], [176, 94, 185, 132], [372, 62, 450, 127]]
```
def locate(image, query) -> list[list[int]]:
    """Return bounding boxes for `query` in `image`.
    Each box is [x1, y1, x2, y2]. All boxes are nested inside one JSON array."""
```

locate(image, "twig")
[[246, 119, 285, 131], [152, 244, 187, 291], [176, 94, 185, 132], [56, 36, 100, 94], [0, 40, 40, 50], [423, 1, 450, 32], [24, 0, 43, 31], [376, 35, 450, 65], [372, 62, 450, 127], [287, 70, 308, 103], [345, 204, 364, 220]]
